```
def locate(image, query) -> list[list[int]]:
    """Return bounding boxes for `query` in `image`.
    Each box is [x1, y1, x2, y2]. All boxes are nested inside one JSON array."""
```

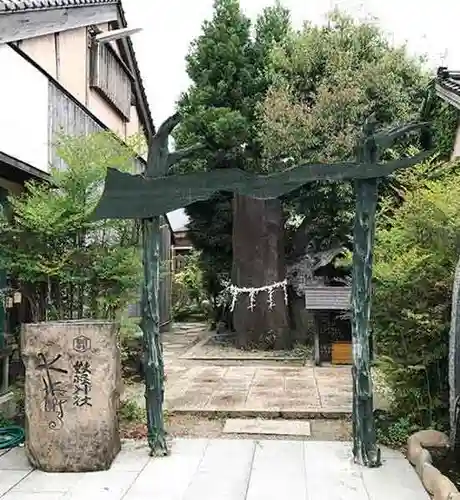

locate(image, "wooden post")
[[351, 120, 381, 467]]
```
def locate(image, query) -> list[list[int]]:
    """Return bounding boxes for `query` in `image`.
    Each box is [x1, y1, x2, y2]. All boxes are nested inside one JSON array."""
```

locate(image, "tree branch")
[[167, 143, 207, 170], [155, 112, 181, 142]]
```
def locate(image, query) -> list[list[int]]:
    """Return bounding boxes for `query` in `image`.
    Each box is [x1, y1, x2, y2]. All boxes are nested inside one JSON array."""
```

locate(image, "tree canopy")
[[174, 1, 430, 317], [0, 132, 142, 322]]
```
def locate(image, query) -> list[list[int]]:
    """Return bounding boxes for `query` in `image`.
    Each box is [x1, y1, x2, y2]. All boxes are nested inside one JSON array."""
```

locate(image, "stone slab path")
[[164, 365, 352, 415], [181, 335, 306, 364], [223, 418, 312, 436], [124, 323, 354, 416], [0, 439, 428, 499]]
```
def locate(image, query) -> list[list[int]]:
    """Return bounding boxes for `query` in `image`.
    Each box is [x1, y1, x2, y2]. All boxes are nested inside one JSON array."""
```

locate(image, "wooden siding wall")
[[49, 81, 144, 172], [159, 217, 172, 329], [48, 82, 100, 170], [90, 43, 132, 120]]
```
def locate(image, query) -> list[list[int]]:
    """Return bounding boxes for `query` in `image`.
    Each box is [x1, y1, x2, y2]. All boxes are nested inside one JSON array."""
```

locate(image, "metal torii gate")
[[92, 115, 429, 467]]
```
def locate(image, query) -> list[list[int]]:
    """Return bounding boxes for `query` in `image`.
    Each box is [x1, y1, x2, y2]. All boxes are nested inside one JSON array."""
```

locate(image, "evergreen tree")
[[175, 0, 292, 346]]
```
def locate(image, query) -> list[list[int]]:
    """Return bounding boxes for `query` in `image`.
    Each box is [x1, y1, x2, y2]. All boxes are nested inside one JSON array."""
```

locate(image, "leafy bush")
[[375, 412, 420, 448], [0, 132, 142, 322], [373, 168, 460, 429], [118, 399, 145, 423], [172, 251, 209, 321], [119, 315, 143, 379]]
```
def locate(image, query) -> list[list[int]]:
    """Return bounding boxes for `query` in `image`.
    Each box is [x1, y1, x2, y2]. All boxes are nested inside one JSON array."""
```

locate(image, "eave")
[[115, 3, 155, 137], [435, 67, 460, 111], [0, 150, 50, 184], [0, 2, 119, 44]]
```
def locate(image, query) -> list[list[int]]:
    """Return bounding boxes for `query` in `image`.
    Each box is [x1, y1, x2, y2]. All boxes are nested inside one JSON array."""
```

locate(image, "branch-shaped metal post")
[[449, 257, 460, 452], [351, 117, 381, 467], [140, 112, 203, 456], [91, 115, 430, 462]]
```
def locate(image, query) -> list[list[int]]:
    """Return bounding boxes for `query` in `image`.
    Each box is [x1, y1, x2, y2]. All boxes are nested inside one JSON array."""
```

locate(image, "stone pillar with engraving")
[[21, 320, 121, 472]]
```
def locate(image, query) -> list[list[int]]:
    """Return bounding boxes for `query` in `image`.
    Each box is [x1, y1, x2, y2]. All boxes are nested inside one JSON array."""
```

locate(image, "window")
[[90, 40, 132, 120]]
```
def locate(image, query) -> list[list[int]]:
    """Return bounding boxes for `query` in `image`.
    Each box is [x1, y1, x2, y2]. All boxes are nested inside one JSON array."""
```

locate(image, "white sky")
[[123, 0, 460, 230]]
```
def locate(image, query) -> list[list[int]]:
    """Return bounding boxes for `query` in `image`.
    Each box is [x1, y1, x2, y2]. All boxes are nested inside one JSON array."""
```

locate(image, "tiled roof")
[[304, 286, 351, 311], [117, 1, 154, 135], [437, 67, 460, 95], [0, 0, 118, 12], [436, 67, 460, 110]]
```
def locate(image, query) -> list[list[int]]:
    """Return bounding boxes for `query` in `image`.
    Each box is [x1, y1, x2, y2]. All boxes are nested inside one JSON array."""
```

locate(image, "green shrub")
[[0, 132, 142, 322], [373, 171, 460, 429], [118, 399, 145, 423], [172, 251, 208, 321], [375, 413, 420, 448], [119, 316, 143, 379]]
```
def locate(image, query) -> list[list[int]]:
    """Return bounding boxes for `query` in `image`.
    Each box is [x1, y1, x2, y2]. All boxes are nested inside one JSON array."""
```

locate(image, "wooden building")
[[0, 0, 174, 398]]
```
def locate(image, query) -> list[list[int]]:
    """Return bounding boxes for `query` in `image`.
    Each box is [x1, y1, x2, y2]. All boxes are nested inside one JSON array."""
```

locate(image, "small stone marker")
[[223, 418, 311, 437], [22, 320, 121, 472]]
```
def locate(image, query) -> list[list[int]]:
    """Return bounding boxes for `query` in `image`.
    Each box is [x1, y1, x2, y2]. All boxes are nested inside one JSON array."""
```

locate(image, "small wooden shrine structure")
[[303, 285, 352, 365]]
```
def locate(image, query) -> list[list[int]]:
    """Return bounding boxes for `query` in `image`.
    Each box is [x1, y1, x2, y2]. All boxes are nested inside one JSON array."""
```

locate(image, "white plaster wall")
[[88, 90, 127, 139], [126, 105, 141, 138], [57, 27, 88, 104], [0, 45, 49, 173], [19, 33, 57, 78]]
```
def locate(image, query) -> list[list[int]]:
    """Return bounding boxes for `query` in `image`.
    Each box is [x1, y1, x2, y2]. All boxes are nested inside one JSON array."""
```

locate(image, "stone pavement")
[[0, 439, 428, 499], [124, 323, 354, 416], [164, 365, 352, 416]]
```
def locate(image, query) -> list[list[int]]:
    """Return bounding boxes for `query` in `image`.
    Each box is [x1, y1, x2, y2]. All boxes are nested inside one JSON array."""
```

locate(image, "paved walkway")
[[164, 365, 352, 415], [0, 439, 428, 499], [124, 324, 354, 416]]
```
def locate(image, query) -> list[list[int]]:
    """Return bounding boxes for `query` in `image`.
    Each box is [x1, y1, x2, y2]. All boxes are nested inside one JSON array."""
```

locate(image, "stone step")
[[166, 407, 351, 420], [223, 418, 312, 437], [178, 357, 307, 366]]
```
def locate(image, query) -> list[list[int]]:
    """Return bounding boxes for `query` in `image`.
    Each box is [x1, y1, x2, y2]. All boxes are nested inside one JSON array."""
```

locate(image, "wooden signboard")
[[332, 341, 353, 365]]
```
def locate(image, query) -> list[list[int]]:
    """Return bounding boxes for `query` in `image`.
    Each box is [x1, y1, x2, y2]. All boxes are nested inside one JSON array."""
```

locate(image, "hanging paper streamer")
[[228, 279, 288, 312]]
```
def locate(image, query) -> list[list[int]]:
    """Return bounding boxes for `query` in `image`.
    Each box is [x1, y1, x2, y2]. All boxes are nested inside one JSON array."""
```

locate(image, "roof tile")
[[0, 0, 118, 11], [436, 67, 460, 97]]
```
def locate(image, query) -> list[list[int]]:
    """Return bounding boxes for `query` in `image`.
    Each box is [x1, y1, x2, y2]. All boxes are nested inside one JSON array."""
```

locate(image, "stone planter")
[[407, 430, 460, 500], [21, 320, 121, 472]]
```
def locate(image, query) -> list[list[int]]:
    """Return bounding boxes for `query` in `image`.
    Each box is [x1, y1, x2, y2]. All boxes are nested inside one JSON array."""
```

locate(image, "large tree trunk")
[[232, 194, 290, 350]]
